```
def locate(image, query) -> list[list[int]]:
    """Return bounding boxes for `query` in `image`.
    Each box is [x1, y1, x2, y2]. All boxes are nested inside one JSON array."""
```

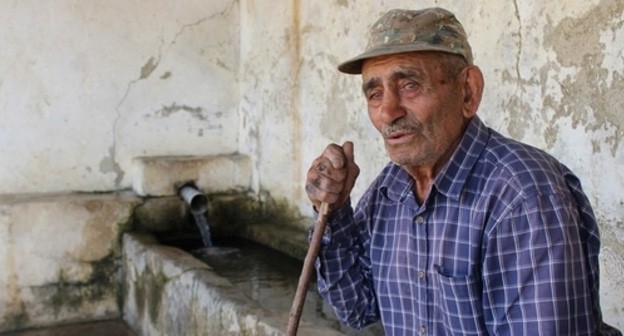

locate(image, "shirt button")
[[417, 271, 425, 279], [415, 216, 425, 224], [419, 325, 426, 334]]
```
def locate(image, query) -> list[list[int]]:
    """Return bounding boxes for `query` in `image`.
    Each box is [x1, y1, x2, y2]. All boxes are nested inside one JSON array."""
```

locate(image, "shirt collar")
[[379, 163, 412, 203], [433, 116, 489, 199], [378, 116, 489, 203]]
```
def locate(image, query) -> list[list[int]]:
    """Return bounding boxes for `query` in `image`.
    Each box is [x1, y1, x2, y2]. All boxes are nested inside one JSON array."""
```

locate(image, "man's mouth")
[[384, 130, 415, 145]]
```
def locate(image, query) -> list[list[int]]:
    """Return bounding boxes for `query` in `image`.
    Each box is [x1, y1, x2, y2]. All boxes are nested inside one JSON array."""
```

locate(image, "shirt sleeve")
[[313, 198, 380, 329], [481, 192, 605, 335]]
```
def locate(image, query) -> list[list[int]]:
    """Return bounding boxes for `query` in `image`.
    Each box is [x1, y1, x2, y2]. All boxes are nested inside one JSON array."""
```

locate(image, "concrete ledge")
[[122, 233, 343, 336], [242, 223, 311, 261], [132, 155, 252, 197]]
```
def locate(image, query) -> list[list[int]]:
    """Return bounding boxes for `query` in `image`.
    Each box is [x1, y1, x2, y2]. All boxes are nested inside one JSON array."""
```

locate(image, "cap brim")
[[337, 43, 470, 75]]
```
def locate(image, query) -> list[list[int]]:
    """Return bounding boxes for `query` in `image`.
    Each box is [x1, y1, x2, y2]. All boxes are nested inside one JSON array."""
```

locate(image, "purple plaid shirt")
[[315, 117, 621, 335]]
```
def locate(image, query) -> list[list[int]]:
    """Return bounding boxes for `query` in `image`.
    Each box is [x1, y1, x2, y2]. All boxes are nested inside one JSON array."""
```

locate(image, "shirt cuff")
[[308, 199, 357, 246]]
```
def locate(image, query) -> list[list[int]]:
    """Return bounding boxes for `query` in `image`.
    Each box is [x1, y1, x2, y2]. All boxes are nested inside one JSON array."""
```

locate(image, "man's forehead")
[[362, 51, 444, 70], [361, 53, 434, 80]]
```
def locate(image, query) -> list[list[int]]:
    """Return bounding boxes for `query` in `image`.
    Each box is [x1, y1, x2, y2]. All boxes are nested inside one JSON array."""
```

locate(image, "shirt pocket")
[[433, 266, 488, 335]]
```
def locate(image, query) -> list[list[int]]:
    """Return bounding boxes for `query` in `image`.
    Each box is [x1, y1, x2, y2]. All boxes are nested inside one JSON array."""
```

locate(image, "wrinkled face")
[[361, 52, 468, 171]]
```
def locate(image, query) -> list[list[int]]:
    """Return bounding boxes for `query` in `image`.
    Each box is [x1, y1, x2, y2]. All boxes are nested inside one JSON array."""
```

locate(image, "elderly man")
[[305, 7, 621, 335]]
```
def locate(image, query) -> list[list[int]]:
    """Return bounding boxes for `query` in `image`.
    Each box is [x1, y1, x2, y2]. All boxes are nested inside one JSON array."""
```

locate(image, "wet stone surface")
[[0, 320, 135, 336]]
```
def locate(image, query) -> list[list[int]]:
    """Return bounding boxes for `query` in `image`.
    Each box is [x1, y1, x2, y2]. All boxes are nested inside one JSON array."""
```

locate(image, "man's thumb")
[[342, 141, 354, 163]]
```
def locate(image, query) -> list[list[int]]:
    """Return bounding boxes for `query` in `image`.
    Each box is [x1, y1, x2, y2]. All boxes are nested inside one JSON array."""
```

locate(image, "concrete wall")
[[0, 193, 140, 331], [0, 0, 622, 331], [0, 0, 239, 193]]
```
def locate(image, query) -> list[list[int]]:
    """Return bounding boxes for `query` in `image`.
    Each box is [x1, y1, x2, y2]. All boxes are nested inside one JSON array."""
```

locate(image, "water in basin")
[[168, 235, 382, 335]]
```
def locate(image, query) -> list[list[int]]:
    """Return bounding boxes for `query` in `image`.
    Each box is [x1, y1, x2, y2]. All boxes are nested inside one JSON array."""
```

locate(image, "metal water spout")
[[179, 185, 208, 214], [179, 185, 213, 247]]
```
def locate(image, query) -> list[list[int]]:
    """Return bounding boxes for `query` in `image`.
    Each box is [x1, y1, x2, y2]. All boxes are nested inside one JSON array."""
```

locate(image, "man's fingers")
[[306, 184, 341, 204], [324, 144, 346, 169], [315, 156, 347, 181], [329, 155, 344, 169], [306, 142, 358, 211]]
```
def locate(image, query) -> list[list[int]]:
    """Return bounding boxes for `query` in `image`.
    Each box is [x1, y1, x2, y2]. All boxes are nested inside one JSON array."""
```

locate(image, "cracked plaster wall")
[[0, 0, 622, 330], [0, 1, 239, 193]]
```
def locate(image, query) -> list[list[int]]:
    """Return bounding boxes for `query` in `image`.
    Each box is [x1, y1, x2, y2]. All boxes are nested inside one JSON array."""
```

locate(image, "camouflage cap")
[[338, 7, 473, 74]]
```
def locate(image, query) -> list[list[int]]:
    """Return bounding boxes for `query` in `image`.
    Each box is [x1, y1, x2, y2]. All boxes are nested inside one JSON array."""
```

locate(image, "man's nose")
[[379, 90, 405, 124]]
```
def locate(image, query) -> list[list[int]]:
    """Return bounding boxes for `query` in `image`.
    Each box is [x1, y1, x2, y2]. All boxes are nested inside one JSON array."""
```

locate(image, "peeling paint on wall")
[[140, 57, 159, 80], [543, 0, 624, 155], [155, 103, 206, 120], [144, 103, 225, 132], [98, 146, 124, 186]]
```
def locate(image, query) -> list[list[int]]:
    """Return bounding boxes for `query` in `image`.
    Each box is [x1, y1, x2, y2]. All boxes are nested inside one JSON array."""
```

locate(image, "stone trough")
[[121, 231, 344, 336], [0, 155, 380, 335]]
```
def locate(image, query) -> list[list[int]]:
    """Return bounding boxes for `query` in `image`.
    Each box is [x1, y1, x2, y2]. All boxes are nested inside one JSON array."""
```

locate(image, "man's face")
[[361, 52, 468, 173]]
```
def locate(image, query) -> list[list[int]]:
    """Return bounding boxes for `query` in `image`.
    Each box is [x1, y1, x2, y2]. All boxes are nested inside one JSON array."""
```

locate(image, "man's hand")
[[305, 141, 360, 211]]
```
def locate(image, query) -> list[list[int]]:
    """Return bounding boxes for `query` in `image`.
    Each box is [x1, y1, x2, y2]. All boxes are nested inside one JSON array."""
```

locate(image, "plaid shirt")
[[315, 116, 621, 335]]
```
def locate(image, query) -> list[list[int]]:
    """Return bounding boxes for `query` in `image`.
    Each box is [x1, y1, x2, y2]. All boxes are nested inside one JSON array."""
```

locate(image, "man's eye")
[[400, 81, 421, 97], [368, 91, 382, 101], [403, 81, 417, 90]]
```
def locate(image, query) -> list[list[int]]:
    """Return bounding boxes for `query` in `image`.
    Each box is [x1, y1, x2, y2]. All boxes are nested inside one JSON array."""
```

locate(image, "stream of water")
[[191, 212, 213, 248]]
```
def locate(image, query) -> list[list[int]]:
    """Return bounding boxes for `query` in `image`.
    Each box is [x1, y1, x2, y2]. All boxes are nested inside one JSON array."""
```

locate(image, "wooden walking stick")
[[286, 202, 330, 335]]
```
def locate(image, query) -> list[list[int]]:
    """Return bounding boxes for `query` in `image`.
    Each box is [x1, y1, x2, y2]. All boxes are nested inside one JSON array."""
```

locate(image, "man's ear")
[[461, 65, 485, 118]]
